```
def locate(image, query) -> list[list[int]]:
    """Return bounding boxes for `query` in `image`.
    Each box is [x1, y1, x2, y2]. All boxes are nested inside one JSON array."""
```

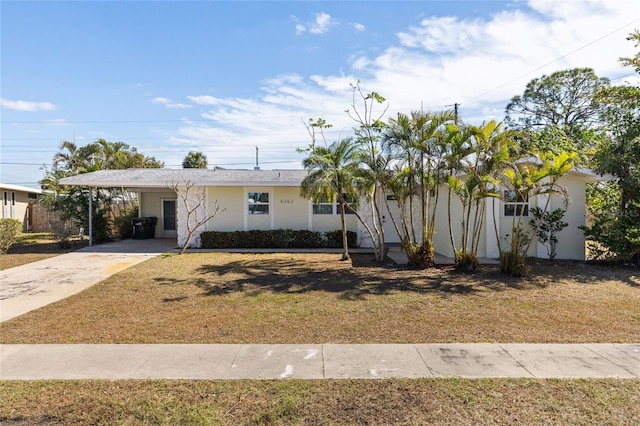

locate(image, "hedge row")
[[200, 229, 358, 249]]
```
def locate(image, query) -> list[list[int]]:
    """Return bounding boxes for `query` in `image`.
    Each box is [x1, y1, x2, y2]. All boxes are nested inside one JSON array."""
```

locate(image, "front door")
[[382, 195, 402, 244], [161, 199, 177, 238]]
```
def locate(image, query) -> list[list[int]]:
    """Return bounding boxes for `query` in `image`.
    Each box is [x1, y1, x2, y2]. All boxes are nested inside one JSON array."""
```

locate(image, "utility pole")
[[446, 103, 460, 124], [255, 146, 260, 170]]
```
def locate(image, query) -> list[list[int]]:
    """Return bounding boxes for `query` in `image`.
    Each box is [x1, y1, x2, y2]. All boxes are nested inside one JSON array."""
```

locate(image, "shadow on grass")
[[526, 258, 640, 288], [153, 254, 638, 302], [186, 254, 513, 298]]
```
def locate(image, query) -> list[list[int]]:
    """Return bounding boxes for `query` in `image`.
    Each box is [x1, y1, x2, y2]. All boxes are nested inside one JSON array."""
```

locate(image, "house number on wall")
[[280, 199, 294, 204]]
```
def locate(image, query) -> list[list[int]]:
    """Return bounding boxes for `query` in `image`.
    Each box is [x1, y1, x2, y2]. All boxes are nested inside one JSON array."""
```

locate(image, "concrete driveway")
[[0, 239, 176, 322]]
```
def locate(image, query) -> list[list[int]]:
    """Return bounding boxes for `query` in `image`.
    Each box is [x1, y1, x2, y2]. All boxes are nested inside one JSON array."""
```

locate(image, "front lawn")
[[1, 253, 638, 343]]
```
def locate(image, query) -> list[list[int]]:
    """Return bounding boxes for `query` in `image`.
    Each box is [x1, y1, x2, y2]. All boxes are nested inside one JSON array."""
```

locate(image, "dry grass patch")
[[0, 233, 88, 270], [1, 252, 638, 344], [1, 379, 639, 425]]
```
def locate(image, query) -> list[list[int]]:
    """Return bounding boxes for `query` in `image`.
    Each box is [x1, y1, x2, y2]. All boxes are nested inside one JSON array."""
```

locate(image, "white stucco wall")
[[206, 187, 244, 231], [273, 187, 308, 230], [548, 174, 588, 260]]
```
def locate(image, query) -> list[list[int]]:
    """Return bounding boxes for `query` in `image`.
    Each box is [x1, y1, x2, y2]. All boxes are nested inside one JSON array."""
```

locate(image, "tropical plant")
[[447, 120, 517, 273], [40, 139, 163, 244], [498, 151, 576, 276], [182, 151, 208, 169], [382, 110, 455, 268], [300, 138, 361, 261]]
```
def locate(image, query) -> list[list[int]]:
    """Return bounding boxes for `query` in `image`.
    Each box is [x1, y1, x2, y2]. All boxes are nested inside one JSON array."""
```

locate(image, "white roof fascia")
[[0, 183, 43, 194]]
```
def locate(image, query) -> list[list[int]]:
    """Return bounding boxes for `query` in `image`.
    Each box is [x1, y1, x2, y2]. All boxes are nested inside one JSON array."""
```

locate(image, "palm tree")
[[498, 150, 576, 276], [382, 110, 455, 268], [182, 151, 208, 169], [447, 120, 518, 273], [301, 138, 361, 261]]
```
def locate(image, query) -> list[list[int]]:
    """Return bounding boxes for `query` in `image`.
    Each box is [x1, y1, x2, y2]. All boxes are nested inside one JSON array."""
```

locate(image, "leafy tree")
[[505, 68, 610, 168], [584, 85, 640, 264], [300, 138, 361, 261], [182, 151, 208, 169], [582, 32, 640, 265], [529, 207, 568, 261], [619, 30, 640, 73], [505, 68, 609, 131], [40, 140, 163, 244], [346, 81, 389, 262]]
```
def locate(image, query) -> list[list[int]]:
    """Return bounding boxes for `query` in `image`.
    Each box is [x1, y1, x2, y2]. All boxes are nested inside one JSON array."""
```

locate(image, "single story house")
[[59, 167, 601, 260], [0, 183, 43, 232]]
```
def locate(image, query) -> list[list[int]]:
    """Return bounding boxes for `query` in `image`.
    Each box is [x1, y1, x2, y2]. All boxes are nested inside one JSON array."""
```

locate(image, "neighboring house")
[[0, 183, 43, 232], [59, 167, 601, 260]]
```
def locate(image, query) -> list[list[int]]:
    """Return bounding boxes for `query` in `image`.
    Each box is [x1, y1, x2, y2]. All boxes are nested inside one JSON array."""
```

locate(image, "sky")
[[1, 0, 639, 189]]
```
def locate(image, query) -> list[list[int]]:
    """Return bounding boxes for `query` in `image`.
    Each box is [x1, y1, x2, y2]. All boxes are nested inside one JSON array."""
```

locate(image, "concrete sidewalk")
[[1, 343, 638, 380], [0, 239, 175, 322]]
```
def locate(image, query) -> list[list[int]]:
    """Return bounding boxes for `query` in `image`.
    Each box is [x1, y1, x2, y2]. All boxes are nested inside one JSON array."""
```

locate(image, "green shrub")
[[113, 207, 139, 239], [0, 219, 23, 254], [324, 230, 358, 248], [200, 229, 354, 249]]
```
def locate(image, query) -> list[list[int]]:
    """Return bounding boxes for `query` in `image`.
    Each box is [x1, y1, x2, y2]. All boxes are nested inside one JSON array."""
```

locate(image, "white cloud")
[[187, 95, 223, 105], [310, 12, 334, 34], [352, 22, 365, 32], [1, 98, 56, 112], [152, 97, 192, 109], [169, 0, 639, 169], [296, 12, 336, 35]]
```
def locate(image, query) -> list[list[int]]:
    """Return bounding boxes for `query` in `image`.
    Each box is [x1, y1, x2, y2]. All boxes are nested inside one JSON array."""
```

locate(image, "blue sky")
[[2, 0, 639, 188]]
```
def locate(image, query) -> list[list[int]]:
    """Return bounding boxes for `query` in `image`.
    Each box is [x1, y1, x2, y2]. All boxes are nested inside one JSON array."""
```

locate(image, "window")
[[504, 190, 529, 216], [28, 193, 39, 200], [313, 195, 334, 214], [313, 193, 356, 215], [248, 192, 269, 214]]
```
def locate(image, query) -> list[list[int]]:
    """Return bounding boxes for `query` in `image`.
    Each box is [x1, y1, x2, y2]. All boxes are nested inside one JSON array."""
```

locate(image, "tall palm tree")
[[301, 138, 361, 260], [182, 151, 208, 169]]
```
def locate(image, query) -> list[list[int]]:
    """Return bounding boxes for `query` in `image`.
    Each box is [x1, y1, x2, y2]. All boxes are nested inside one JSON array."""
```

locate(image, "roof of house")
[[59, 168, 310, 188], [0, 183, 43, 194]]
